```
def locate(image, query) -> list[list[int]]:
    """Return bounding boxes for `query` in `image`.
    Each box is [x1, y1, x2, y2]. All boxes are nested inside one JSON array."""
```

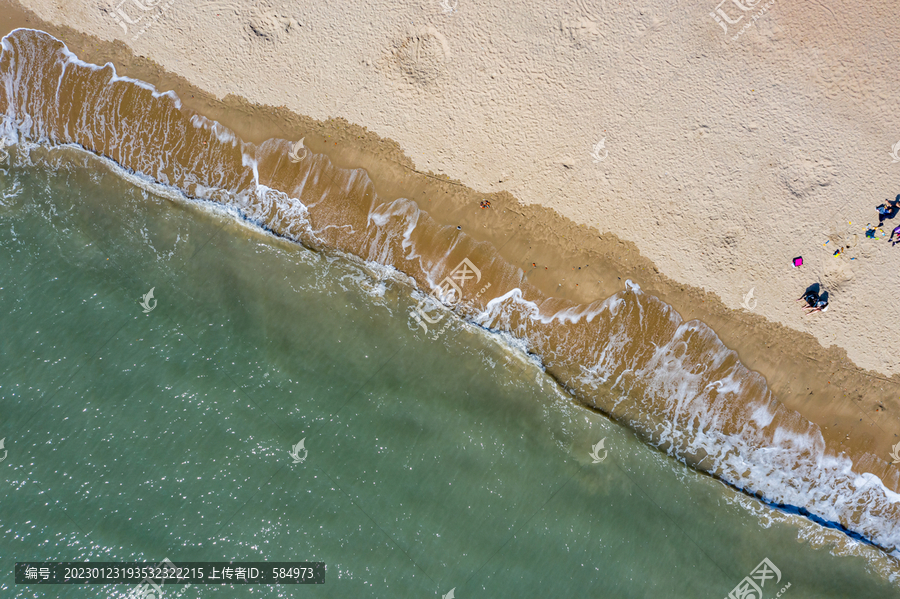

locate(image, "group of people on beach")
[[797, 195, 899, 315], [876, 195, 900, 245], [797, 286, 829, 314]]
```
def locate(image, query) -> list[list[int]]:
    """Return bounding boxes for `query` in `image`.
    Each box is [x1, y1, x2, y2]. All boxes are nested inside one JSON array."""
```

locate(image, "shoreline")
[[2, 1, 900, 552]]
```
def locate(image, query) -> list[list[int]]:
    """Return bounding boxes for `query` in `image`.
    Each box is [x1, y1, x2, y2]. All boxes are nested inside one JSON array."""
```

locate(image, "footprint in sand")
[[385, 26, 451, 89], [245, 1, 302, 43], [778, 148, 837, 199], [822, 259, 853, 292]]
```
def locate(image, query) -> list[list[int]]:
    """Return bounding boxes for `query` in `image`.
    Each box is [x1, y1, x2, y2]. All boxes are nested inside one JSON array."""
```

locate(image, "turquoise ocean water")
[[1, 145, 898, 597]]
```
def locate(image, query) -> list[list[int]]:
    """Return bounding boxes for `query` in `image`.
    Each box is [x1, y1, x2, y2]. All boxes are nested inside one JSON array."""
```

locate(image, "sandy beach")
[[59, 0, 900, 376], [2, 0, 900, 545]]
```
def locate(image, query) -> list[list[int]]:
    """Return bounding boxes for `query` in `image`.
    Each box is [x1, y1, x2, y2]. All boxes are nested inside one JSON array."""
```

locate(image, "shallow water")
[[1, 146, 899, 597]]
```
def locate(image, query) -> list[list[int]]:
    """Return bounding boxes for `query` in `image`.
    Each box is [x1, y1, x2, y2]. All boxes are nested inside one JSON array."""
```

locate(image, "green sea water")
[[1, 145, 898, 597]]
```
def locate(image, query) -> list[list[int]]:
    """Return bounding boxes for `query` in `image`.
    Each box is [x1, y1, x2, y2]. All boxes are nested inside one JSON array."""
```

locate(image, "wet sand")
[[1, 0, 899, 515]]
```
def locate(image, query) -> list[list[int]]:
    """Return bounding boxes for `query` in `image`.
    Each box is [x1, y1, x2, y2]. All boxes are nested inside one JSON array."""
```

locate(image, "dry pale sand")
[[17, 0, 900, 374], [4, 1, 900, 466]]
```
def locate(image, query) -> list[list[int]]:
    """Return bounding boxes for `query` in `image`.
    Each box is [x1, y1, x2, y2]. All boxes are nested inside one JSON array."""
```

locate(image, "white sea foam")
[[0, 28, 179, 110], [366, 197, 422, 266], [190, 114, 239, 146], [42, 29, 183, 109]]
